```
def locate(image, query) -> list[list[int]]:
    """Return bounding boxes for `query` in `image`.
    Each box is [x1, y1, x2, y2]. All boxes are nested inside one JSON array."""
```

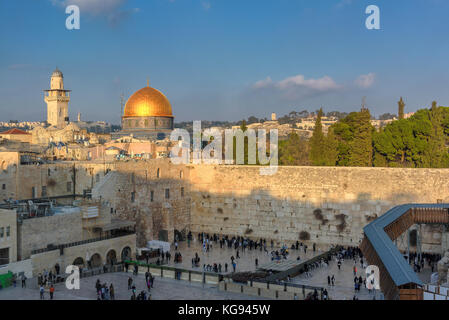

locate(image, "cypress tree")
[[348, 109, 373, 166], [309, 108, 325, 165]]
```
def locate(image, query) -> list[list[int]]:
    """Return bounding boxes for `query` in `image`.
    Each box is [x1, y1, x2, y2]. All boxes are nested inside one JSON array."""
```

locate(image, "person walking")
[[39, 285, 45, 300], [110, 284, 115, 300], [21, 274, 27, 288], [49, 285, 55, 300]]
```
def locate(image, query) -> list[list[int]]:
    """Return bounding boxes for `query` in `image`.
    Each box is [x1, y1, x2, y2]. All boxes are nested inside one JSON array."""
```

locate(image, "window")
[[67, 181, 72, 193], [180, 170, 183, 179], [131, 191, 135, 202], [0, 227, 3, 238], [1, 184, 5, 190], [165, 188, 170, 199], [181, 187, 184, 197], [6, 226, 10, 238], [150, 190, 154, 202], [157, 168, 160, 178], [41, 186, 47, 197], [110, 208, 113, 214], [0, 248, 9, 266], [32, 187, 36, 198], [48, 168, 51, 176]]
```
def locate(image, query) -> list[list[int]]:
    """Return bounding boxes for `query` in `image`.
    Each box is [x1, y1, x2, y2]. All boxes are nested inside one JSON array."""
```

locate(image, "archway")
[[121, 246, 132, 262], [90, 253, 102, 268], [73, 257, 85, 267], [106, 250, 117, 265]]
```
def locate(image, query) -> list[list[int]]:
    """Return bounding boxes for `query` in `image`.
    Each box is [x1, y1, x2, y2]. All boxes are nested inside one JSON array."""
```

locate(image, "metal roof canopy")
[[363, 203, 449, 287]]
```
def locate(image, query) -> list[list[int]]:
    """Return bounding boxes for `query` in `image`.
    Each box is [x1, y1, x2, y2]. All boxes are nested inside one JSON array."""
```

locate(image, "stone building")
[[0, 199, 135, 277]]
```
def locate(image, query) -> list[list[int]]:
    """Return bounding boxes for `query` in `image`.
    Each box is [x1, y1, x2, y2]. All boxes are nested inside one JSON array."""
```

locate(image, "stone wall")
[[92, 159, 190, 246], [19, 211, 84, 260], [187, 165, 449, 250]]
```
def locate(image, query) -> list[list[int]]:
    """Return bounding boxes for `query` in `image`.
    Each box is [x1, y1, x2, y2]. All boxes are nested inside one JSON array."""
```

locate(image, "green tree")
[[321, 128, 338, 166], [309, 108, 326, 165], [279, 132, 309, 165], [348, 108, 373, 166]]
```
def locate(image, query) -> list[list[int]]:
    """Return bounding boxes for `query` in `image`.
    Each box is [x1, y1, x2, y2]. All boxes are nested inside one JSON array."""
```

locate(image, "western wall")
[[5, 152, 449, 253], [186, 165, 449, 252]]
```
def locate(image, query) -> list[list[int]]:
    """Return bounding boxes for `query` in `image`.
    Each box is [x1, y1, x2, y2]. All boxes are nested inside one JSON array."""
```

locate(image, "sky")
[[1, 0, 449, 124]]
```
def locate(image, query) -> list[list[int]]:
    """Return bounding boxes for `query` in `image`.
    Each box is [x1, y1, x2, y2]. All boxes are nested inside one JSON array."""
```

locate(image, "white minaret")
[[44, 68, 71, 128]]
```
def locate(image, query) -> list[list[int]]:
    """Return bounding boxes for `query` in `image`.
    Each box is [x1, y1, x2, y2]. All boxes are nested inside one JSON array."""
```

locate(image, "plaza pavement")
[[0, 272, 266, 300], [161, 240, 328, 274]]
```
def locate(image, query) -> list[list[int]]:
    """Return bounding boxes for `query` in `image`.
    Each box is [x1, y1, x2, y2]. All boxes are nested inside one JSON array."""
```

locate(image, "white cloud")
[[50, 0, 138, 26], [277, 74, 340, 91], [252, 76, 273, 89], [253, 74, 340, 92], [355, 73, 376, 88]]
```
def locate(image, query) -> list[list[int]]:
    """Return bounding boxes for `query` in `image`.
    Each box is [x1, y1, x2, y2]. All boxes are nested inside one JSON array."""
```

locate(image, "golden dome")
[[123, 86, 173, 118]]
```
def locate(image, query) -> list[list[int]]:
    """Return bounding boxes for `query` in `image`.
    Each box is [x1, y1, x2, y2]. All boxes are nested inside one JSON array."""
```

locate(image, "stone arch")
[[121, 246, 132, 262], [90, 253, 102, 268], [106, 249, 117, 265], [73, 257, 85, 267]]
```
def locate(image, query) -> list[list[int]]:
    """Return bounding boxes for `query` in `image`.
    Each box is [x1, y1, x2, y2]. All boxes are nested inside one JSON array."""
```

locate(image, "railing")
[[31, 231, 135, 255]]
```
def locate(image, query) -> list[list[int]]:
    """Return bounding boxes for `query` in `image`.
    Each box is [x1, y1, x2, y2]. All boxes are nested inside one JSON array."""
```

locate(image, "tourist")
[[39, 285, 45, 300], [21, 274, 27, 288], [49, 284, 55, 300], [128, 276, 133, 290], [110, 284, 115, 300]]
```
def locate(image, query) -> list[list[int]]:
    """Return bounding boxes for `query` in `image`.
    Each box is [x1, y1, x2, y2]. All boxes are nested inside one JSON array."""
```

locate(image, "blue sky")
[[1, 0, 449, 124]]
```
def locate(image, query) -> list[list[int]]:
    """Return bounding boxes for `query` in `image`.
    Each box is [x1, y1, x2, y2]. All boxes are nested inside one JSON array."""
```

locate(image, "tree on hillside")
[[425, 101, 447, 167], [322, 128, 338, 166], [309, 108, 325, 165], [348, 108, 373, 167], [279, 132, 309, 166]]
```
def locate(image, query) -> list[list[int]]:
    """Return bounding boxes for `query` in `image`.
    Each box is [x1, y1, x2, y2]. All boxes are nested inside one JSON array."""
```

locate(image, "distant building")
[[0, 128, 32, 143]]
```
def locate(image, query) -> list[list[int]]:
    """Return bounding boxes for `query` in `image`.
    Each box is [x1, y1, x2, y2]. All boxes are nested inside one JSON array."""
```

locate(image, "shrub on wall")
[[313, 208, 329, 225], [299, 231, 310, 240]]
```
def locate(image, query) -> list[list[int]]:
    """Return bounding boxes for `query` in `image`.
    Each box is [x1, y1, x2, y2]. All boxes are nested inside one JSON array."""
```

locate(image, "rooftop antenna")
[[147, 78, 150, 87]]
